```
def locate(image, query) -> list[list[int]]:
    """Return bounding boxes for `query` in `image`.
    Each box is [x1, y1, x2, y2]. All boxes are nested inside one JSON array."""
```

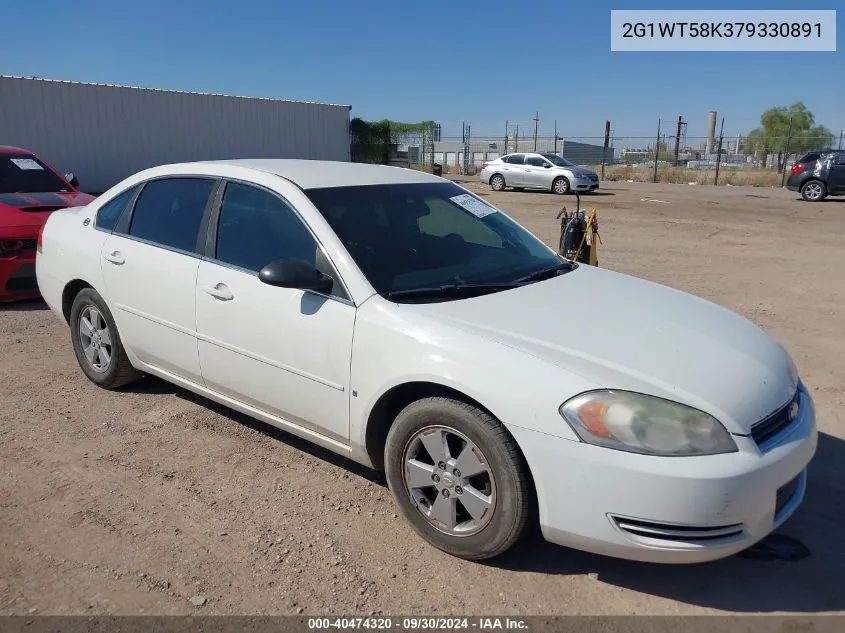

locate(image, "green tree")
[[743, 102, 833, 171]]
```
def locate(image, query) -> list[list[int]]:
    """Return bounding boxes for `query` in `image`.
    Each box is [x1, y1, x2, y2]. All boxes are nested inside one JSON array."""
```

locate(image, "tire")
[[552, 176, 570, 195], [489, 174, 506, 191], [384, 397, 532, 560], [69, 288, 141, 389], [800, 180, 827, 202]]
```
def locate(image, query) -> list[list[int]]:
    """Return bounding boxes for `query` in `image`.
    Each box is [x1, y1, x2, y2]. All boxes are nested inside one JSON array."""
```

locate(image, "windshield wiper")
[[388, 282, 521, 300], [514, 261, 576, 284]]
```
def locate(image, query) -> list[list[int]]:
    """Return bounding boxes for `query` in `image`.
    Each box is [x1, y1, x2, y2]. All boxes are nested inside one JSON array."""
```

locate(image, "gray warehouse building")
[[0, 75, 352, 193]]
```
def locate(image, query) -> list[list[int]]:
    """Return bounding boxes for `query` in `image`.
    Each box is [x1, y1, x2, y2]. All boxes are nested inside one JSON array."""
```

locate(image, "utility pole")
[[533, 111, 539, 151], [780, 116, 794, 187], [714, 117, 725, 186], [674, 115, 685, 165], [838, 129, 843, 150], [601, 120, 611, 179], [653, 119, 661, 183]]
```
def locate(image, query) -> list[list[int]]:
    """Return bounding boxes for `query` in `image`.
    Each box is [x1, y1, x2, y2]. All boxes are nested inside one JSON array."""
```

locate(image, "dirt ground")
[[1, 180, 843, 616]]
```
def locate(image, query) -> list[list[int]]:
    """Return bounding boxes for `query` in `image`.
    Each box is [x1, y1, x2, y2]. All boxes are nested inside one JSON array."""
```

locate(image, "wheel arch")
[[61, 279, 95, 325], [489, 172, 505, 186]]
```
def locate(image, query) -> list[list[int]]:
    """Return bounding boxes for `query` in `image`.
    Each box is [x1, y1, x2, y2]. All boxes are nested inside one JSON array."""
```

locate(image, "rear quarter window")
[[95, 187, 136, 231]]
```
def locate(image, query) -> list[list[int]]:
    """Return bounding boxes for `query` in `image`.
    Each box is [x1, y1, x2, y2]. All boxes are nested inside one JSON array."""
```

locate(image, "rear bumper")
[[509, 385, 817, 564], [0, 254, 40, 302]]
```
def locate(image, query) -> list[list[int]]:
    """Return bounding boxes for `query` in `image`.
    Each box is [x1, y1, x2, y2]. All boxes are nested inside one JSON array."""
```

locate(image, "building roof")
[[0, 75, 352, 109], [206, 159, 444, 189]]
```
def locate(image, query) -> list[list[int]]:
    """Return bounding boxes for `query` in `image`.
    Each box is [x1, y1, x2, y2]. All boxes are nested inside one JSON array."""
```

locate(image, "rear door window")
[[525, 156, 548, 167], [128, 178, 215, 253]]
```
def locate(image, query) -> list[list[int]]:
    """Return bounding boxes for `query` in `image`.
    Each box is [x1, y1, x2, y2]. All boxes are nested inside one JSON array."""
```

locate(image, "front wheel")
[[384, 397, 532, 560], [69, 288, 141, 389], [800, 180, 827, 202], [489, 174, 506, 191], [552, 176, 570, 195]]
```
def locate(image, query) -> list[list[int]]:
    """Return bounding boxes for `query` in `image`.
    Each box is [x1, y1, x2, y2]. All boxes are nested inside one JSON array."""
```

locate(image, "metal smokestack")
[[705, 111, 717, 155]]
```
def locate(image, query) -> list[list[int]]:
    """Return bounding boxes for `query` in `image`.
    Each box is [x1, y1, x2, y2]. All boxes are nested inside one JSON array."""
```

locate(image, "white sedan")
[[36, 159, 817, 563]]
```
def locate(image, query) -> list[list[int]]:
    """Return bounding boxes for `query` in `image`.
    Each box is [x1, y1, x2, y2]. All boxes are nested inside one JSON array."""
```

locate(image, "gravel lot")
[[1, 180, 843, 616]]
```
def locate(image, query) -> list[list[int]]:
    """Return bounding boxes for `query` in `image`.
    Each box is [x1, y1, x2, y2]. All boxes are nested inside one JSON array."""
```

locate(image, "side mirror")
[[543, 163, 551, 168], [64, 171, 80, 188], [258, 258, 333, 294]]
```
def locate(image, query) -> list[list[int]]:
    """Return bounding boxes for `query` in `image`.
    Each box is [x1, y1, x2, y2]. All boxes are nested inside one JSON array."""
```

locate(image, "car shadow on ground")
[[125, 375, 387, 485], [0, 298, 49, 311], [123, 376, 843, 612], [490, 430, 845, 613]]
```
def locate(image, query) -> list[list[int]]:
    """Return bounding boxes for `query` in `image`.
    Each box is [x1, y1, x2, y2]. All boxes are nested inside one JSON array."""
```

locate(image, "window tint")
[[525, 156, 548, 167], [95, 187, 135, 231], [504, 154, 525, 165], [129, 178, 214, 253], [418, 199, 503, 248], [215, 181, 318, 272]]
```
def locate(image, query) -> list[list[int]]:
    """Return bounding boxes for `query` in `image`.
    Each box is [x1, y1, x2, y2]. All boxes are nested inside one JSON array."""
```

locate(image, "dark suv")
[[786, 150, 845, 201]]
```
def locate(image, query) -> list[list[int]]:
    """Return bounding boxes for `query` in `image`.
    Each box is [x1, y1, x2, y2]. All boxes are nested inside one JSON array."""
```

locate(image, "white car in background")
[[36, 159, 815, 563], [479, 152, 600, 194]]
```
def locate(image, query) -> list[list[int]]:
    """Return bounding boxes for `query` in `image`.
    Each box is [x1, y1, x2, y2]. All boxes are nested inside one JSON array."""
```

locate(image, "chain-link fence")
[[371, 119, 842, 187]]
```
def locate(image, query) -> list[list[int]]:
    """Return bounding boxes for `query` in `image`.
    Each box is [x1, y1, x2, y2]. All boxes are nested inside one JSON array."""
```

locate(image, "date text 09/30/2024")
[[307, 617, 528, 630]]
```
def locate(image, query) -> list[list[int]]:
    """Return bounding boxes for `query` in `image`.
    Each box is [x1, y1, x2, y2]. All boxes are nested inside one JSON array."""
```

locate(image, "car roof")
[[204, 158, 445, 189], [0, 145, 32, 155]]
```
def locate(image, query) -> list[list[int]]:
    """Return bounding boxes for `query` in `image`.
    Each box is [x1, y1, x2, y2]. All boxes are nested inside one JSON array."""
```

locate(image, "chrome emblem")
[[788, 401, 799, 422], [83, 218, 90, 226]]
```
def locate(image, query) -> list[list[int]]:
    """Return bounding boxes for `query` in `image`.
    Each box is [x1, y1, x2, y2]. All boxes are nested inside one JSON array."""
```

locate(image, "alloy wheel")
[[78, 305, 112, 373], [401, 425, 496, 536], [803, 182, 823, 200]]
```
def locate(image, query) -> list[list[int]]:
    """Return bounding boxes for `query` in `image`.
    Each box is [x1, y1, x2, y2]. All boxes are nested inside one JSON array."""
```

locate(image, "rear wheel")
[[384, 397, 532, 560], [489, 174, 506, 191], [69, 288, 141, 389], [800, 180, 827, 202], [552, 176, 570, 195]]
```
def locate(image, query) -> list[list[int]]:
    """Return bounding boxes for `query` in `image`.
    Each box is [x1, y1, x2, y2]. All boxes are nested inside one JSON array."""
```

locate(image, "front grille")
[[0, 239, 37, 258], [751, 391, 800, 448], [611, 516, 744, 542], [776, 474, 801, 515], [4, 264, 37, 292]]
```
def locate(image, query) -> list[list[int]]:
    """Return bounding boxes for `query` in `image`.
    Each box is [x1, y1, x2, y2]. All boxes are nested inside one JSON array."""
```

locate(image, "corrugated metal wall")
[[0, 76, 352, 192]]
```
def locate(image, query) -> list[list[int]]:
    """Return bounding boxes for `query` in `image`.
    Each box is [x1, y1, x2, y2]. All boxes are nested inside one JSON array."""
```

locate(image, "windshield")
[[541, 154, 576, 167], [306, 182, 566, 302], [0, 155, 71, 194]]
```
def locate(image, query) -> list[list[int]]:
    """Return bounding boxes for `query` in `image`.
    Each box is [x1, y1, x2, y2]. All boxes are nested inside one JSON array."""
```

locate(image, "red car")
[[1, 146, 95, 302]]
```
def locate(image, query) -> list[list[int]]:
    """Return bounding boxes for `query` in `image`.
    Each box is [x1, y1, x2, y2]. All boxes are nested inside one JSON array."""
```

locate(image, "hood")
[[0, 191, 95, 232], [414, 266, 796, 434]]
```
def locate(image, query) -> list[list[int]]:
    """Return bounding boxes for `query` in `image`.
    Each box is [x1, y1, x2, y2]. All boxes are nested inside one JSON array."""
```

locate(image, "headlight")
[[559, 390, 737, 456]]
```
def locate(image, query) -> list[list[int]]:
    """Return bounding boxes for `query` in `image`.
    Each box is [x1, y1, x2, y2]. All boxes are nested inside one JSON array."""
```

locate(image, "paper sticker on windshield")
[[450, 193, 498, 218], [10, 158, 44, 171]]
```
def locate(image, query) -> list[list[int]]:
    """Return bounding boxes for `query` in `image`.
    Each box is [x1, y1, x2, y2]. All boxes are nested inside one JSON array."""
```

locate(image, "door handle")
[[203, 283, 234, 301], [103, 251, 125, 265]]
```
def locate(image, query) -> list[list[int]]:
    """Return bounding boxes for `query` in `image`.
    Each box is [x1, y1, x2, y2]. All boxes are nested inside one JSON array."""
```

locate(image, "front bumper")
[[509, 385, 817, 563], [0, 253, 40, 302], [572, 177, 599, 191]]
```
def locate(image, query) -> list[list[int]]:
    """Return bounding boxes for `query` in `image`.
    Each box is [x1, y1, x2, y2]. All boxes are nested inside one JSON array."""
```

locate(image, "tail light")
[[37, 224, 46, 251], [790, 163, 805, 176], [481, 162, 489, 170]]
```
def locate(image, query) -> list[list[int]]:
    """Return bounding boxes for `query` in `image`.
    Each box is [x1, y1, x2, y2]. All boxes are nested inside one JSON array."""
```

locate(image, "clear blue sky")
[[2, 0, 841, 141]]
